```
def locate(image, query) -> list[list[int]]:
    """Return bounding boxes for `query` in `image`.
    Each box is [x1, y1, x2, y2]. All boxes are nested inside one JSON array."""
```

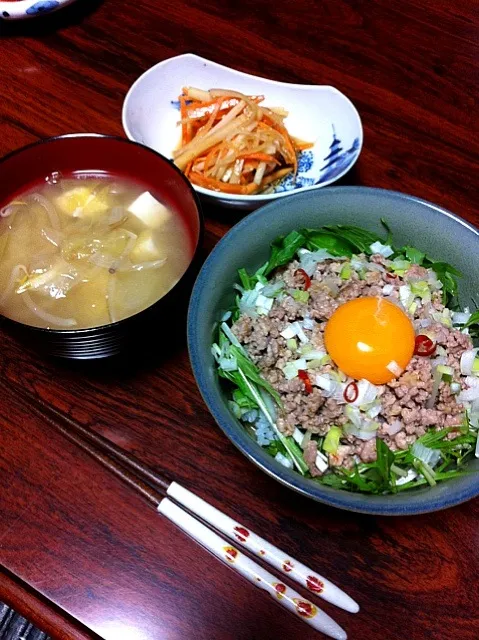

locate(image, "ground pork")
[[404, 264, 429, 280], [309, 285, 338, 319], [303, 440, 322, 476], [230, 253, 473, 470], [278, 388, 328, 434], [358, 439, 377, 462], [329, 444, 356, 468]]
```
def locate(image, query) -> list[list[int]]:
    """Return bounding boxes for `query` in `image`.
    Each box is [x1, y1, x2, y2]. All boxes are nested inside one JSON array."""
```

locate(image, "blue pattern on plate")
[[272, 151, 315, 193], [297, 150, 314, 173], [274, 128, 360, 193], [26, 1, 60, 14], [171, 99, 193, 109], [318, 128, 360, 184]]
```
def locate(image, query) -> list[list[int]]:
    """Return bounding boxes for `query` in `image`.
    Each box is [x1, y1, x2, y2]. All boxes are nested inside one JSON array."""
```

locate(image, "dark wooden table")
[[1, 1, 478, 639]]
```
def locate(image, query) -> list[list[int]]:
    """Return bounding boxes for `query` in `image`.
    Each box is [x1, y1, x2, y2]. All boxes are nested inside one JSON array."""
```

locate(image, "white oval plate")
[[0, 0, 76, 19], [122, 54, 363, 210]]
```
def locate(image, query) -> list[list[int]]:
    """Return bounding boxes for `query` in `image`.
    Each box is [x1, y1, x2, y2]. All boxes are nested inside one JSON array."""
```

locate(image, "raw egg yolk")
[[324, 297, 415, 384]]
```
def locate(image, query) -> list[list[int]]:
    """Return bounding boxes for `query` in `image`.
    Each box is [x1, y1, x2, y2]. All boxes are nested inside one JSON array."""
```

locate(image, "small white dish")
[[0, 0, 76, 19], [122, 54, 363, 210]]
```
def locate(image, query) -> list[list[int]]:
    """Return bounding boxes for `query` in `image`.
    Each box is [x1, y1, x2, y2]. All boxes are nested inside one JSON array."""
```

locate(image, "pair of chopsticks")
[[39, 404, 359, 639]]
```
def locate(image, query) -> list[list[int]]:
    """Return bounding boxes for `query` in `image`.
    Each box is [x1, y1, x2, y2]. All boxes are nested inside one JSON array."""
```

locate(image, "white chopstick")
[[159, 498, 348, 640], [166, 482, 359, 614]]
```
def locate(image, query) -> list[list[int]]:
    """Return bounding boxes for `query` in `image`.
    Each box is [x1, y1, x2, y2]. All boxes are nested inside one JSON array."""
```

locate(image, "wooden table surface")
[[1, 1, 478, 639]]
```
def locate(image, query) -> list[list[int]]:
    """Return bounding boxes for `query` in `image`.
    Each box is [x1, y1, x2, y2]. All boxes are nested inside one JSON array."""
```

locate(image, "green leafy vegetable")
[[263, 230, 307, 276], [238, 267, 254, 290], [427, 261, 461, 305], [381, 217, 393, 245], [215, 324, 308, 474], [233, 388, 257, 412], [463, 309, 479, 345], [316, 439, 397, 494], [218, 368, 259, 406], [266, 439, 288, 457], [304, 229, 355, 256], [322, 225, 386, 254], [403, 245, 425, 265], [463, 309, 479, 329], [376, 438, 395, 486]]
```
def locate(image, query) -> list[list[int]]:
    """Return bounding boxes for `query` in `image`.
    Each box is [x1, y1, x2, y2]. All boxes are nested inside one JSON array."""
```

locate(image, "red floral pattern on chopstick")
[[282, 559, 294, 572], [273, 583, 287, 600], [224, 546, 239, 563], [293, 599, 318, 619], [306, 575, 325, 594], [233, 526, 250, 542]]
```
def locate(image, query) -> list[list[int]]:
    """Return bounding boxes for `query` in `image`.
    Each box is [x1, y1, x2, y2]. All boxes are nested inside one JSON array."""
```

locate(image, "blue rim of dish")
[[0, 0, 73, 19], [0, 133, 204, 336], [187, 186, 479, 515]]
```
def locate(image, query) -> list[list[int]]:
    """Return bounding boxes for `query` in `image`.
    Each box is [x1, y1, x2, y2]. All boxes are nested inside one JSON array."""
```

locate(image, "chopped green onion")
[[410, 280, 430, 297], [286, 338, 297, 352], [283, 358, 307, 380], [292, 289, 310, 303], [415, 460, 437, 486], [307, 359, 324, 369], [323, 426, 342, 454], [299, 343, 313, 355], [391, 464, 408, 478], [340, 263, 352, 280], [392, 259, 411, 272], [437, 364, 454, 382], [220, 322, 244, 351]]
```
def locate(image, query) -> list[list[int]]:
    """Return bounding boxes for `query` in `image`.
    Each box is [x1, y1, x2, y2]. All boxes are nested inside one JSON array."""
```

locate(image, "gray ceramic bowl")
[[188, 187, 479, 515]]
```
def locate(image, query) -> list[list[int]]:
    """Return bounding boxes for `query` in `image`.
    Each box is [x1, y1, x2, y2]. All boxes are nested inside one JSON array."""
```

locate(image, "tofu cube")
[[127, 192, 171, 229], [130, 230, 164, 264]]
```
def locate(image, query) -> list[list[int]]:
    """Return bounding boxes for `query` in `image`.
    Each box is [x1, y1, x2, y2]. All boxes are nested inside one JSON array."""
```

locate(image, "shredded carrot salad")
[[172, 87, 313, 195]]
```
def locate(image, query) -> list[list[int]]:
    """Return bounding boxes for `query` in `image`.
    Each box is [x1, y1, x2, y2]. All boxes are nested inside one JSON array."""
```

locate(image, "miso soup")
[[0, 173, 193, 329]]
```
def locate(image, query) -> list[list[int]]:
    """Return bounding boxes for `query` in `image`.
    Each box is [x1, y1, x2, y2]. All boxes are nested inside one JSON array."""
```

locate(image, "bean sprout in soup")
[[0, 174, 192, 329]]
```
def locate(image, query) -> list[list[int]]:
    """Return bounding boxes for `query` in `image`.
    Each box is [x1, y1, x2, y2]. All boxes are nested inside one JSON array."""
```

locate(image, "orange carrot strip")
[[291, 136, 315, 151], [237, 152, 280, 165], [204, 143, 223, 173], [185, 160, 193, 177], [189, 172, 259, 194], [197, 100, 222, 138], [179, 95, 188, 145], [185, 95, 264, 119], [259, 167, 292, 186], [294, 141, 314, 151], [262, 114, 297, 174]]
